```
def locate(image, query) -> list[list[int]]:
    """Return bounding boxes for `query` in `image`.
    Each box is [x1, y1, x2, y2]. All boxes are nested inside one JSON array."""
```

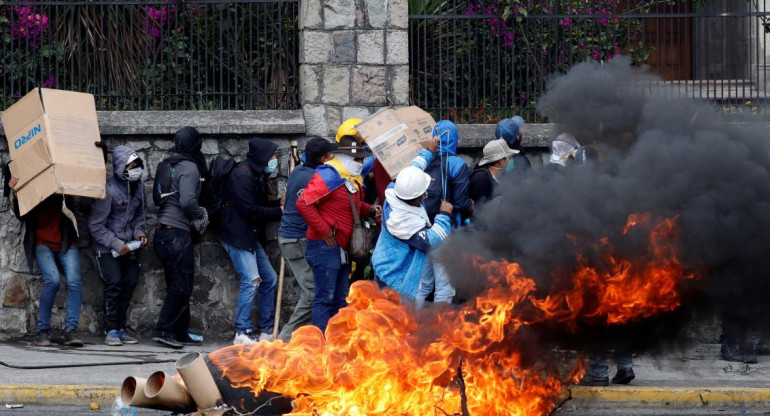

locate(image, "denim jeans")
[[35, 245, 82, 333], [222, 240, 277, 334], [416, 259, 456, 307], [305, 239, 351, 334], [277, 237, 314, 342], [153, 227, 194, 339], [96, 251, 139, 332], [588, 350, 634, 378]]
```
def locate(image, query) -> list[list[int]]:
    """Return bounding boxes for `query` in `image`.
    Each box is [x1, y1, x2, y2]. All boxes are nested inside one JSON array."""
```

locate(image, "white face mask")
[[346, 159, 363, 177], [127, 167, 143, 182]]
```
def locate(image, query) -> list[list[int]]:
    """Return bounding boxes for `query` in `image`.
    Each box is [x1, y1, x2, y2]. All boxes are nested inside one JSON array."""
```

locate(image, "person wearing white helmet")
[[371, 140, 454, 300]]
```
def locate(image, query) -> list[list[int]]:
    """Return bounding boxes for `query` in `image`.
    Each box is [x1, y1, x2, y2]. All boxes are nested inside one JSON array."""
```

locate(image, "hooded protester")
[[8, 184, 85, 348], [469, 139, 519, 205], [277, 137, 337, 342], [220, 138, 283, 345], [419, 120, 472, 305], [152, 126, 210, 349], [495, 116, 531, 174], [548, 133, 581, 167], [88, 146, 147, 346], [372, 144, 453, 300], [296, 136, 382, 333]]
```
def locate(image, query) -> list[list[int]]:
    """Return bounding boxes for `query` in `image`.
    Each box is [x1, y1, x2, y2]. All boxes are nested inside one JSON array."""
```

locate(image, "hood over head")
[[173, 126, 202, 154], [111, 145, 142, 180], [247, 137, 279, 174], [434, 120, 459, 156]]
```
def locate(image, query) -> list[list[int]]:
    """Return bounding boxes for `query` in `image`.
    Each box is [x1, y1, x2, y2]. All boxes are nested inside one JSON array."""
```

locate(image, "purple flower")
[[41, 76, 55, 88], [560, 18, 571, 27], [592, 49, 600, 60]]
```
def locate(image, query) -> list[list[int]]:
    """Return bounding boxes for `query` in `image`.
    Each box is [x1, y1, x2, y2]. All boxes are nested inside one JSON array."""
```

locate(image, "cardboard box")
[[355, 106, 436, 178], [2, 88, 106, 215]]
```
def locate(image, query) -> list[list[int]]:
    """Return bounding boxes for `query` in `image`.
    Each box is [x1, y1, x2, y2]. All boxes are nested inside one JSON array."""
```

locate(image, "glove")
[[191, 208, 209, 233]]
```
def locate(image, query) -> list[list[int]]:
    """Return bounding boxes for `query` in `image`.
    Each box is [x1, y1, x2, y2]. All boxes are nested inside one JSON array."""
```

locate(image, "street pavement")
[[2, 335, 770, 412]]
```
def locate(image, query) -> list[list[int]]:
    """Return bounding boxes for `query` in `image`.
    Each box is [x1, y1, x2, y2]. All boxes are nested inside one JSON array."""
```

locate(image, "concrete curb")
[[0, 385, 120, 406], [568, 386, 770, 408], [3, 384, 770, 408]]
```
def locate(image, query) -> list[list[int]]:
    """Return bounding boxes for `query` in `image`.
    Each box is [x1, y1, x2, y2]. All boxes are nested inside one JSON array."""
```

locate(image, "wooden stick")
[[273, 140, 298, 339]]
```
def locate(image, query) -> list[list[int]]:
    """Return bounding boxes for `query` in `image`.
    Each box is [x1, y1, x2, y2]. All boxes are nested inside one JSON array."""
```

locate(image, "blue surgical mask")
[[506, 157, 515, 174], [265, 159, 278, 174]]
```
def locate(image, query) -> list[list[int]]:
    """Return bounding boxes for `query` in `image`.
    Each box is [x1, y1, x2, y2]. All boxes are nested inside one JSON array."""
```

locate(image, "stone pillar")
[[299, 0, 409, 137]]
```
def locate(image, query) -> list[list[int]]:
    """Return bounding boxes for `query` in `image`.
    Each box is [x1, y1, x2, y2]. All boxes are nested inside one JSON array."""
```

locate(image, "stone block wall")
[[300, 0, 409, 137]]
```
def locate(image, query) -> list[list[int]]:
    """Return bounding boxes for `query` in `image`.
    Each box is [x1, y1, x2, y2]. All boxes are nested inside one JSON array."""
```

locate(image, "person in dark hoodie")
[[152, 126, 209, 349], [220, 138, 283, 345], [7, 180, 85, 348], [88, 145, 147, 346], [277, 137, 337, 342]]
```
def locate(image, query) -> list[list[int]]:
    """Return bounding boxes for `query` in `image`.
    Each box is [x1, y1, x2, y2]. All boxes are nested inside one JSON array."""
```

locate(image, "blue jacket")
[[434, 127, 472, 226], [371, 150, 452, 299], [88, 145, 147, 254], [278, 164, 316, 239]]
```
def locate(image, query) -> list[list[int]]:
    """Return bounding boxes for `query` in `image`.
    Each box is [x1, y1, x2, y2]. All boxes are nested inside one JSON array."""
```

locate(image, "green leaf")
[[517, 7, 528, 17]]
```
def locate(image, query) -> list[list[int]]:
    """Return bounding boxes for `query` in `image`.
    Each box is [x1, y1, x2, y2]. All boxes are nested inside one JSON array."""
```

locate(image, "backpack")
[[152, 158, 175, 207], [423, 155, 452, 222], [201, 156, 236, 229]]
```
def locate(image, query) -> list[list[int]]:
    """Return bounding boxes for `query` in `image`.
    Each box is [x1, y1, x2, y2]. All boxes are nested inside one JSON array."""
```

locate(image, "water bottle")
[[110, 396, 137, 416], [111, 240, 142, 258]]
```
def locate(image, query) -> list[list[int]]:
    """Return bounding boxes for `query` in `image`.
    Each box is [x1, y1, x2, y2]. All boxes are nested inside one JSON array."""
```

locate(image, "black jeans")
[[152, 227, 194, 339], [96, 251, 140, 332]]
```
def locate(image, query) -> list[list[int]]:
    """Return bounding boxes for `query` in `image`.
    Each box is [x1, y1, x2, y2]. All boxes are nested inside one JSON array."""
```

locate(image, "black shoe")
[[743, 347, 759, 364], [611, 368, 635, 385], [34, 331, 52, 347], [152, 335, 184, 349], [175, 334, 202, 346], [578, 374, 609, 387], [63, 331, 84, 347], [721, 343, 743, 362]]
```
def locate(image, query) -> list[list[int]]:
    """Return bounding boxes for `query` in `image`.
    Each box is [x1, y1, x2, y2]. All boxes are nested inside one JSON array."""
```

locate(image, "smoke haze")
[[438, 56, 770, 349]]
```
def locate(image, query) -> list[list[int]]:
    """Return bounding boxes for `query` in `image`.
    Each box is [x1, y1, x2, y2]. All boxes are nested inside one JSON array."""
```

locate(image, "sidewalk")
[[1, 337, 769, 409]]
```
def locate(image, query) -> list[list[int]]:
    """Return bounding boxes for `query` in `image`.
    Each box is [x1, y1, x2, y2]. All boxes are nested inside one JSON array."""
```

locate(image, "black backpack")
[[423, 156, 452, 222], [201, 156, 236, 228], [152, 158, 175, 208]]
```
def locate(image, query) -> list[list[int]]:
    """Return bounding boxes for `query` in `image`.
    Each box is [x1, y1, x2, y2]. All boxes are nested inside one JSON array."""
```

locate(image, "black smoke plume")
[[438, 56, 770, 352]]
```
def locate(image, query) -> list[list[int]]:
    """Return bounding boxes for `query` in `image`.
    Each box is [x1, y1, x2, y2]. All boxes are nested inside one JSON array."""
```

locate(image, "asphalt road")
[[3, 405, 770, 416]]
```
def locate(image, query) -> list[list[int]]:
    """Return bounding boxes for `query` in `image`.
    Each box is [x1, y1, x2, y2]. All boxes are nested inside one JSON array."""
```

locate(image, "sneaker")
[[63, 331, 84, 347], [104, 330, 123, 346], [152, 335, 184, 349], [35, 331, 52, 347], [259, 332, 275, 342], [720, 343, 743, 362], [233, 330, 259, 345], [578, 374, 609, 387], [118, 329, 138, 344], [611, 368, 635, 385], [175, 334, 202, 346]]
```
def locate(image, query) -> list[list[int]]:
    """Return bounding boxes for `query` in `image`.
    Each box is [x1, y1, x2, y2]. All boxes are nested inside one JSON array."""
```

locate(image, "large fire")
[[210, 213, 696, 416]]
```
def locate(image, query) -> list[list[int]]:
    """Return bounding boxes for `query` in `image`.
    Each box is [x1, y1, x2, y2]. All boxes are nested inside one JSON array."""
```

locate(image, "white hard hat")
[[394, 166, 432, 200]]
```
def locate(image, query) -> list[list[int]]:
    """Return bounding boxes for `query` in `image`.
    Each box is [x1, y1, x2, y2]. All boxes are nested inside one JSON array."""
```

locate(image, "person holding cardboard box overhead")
[[151, 126, 209, 349], [8, 182, 84, 348], [88, 145, 147, 346]]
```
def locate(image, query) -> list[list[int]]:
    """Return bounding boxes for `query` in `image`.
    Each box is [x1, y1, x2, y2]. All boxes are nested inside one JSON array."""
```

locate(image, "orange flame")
[[210, 213, 694, 415]]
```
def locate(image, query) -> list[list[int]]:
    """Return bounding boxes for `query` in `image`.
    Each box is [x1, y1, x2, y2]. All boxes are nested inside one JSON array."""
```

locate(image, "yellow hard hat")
[[336, 118, 363, 143]]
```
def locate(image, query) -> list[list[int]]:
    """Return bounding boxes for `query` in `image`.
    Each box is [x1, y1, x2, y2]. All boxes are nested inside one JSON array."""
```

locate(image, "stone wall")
[[300, 0, 409, 136], [0, 111, 553, 340]]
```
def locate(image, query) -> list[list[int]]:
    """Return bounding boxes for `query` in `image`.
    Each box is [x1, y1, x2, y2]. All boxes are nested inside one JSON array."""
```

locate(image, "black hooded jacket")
[[219, 138, 283, 250]]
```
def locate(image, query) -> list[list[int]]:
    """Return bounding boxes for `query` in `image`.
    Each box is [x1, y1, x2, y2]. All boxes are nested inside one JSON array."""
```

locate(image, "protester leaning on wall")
[[277, 137, 337, 342], [151, 126, 209, 349], [88, 146, 147, 346], [220, 138, 283, 345]]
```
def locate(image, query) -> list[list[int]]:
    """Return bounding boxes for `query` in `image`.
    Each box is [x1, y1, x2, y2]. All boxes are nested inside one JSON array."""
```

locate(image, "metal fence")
[[0, 0, 299, 111], [409, 0, 770, 123]]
